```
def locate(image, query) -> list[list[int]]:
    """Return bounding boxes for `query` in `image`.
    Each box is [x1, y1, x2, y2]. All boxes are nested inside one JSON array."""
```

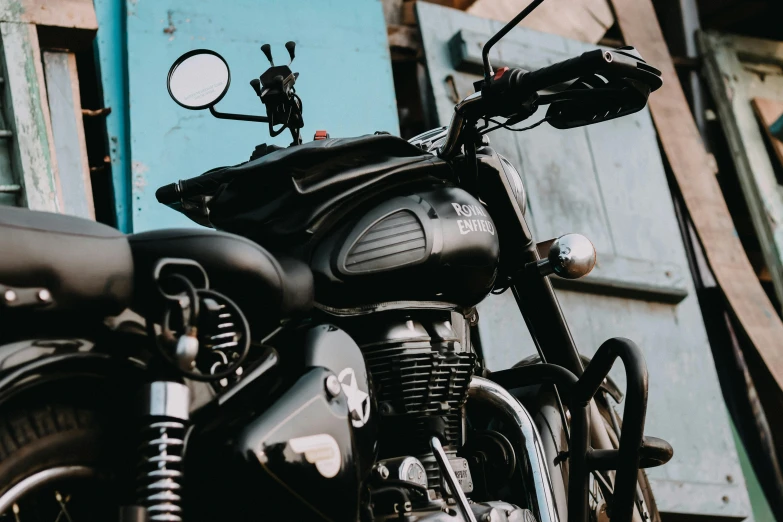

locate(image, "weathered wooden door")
[[119, 0, 399, 232], [417, 3, 752, 519]]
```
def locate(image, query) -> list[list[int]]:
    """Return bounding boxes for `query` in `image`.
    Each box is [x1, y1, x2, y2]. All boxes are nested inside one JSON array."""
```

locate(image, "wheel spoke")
[[53, 491, 74, 522]]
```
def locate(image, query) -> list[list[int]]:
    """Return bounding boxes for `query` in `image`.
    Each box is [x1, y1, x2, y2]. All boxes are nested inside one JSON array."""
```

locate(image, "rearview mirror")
[[167, 50, 230, 110]]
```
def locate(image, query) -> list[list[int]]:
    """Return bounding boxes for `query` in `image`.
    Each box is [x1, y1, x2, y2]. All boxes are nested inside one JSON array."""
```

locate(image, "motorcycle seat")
[[0, 207, 314, 328], [129, 228, 313, 330], [0, 205, 133, 315]]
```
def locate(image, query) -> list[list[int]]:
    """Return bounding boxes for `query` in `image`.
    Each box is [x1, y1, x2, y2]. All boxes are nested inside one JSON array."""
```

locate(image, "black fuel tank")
[[311, 186, 499, 310]]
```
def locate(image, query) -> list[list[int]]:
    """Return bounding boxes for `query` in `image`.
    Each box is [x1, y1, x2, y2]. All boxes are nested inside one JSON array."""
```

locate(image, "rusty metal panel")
[[417, 2, 752, 518]]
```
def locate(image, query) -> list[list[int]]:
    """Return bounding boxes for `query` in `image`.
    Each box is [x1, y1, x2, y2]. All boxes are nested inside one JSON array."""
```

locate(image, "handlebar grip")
[[521, 49, 611, 92], [156, 183, 179, 204]]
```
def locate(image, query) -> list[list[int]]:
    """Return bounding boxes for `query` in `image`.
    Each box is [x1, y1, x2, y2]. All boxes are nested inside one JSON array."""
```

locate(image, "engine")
[[342, 310, 476, 496]]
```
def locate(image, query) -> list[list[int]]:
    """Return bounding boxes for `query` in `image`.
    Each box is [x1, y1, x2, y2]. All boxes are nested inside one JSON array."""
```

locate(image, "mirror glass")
[[167, 50, 230, 110]]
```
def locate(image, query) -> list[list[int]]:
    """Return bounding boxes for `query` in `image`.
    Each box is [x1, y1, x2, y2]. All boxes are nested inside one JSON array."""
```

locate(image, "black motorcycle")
[[0, 3, 673, 521]]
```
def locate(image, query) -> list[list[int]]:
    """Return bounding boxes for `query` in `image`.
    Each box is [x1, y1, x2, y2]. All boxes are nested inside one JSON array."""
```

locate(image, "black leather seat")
[[0, 206, 133, 315], [0, 206, 313, 326], [128, 228, 314, 328]]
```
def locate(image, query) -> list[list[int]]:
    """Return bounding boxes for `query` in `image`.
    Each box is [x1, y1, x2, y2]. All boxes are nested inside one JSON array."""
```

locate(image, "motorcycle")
[[0, 2, 673, 521]]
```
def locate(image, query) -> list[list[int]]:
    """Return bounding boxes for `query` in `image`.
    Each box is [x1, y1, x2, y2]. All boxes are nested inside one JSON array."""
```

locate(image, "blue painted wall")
[[97, 0, 399, 232]]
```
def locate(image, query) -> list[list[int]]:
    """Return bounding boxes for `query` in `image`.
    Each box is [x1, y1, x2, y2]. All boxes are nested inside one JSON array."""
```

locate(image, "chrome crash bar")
[[468, 376, 560, 522]]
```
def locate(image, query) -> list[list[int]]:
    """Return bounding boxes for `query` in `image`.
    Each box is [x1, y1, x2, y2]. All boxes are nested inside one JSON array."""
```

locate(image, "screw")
[[37, 289, 51, 302], [726, 475, 733, 484], [325, 375, 342, 398], [722, 496, 730, 504], [4, 290, 16, 302]]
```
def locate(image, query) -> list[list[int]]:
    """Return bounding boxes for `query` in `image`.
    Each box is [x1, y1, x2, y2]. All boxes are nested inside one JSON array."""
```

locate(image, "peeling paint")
[[163, 10, 176, 35], [132, 161, 148, 193], [0, 22, 59, 212]]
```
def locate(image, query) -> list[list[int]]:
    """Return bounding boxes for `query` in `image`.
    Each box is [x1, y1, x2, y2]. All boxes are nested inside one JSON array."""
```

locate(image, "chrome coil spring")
[[138, 382, 190, 521], [138, 420, 187, 521]]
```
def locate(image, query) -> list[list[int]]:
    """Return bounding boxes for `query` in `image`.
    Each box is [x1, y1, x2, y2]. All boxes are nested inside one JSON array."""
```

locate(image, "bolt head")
[[378, 464, 390, 479], [4, 290, 17, 303], [37, 289, 51, 302], [325, 374, 342, 397]]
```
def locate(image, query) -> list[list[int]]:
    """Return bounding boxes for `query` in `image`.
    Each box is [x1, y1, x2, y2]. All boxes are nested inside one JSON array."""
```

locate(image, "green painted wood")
[[698, 31, 783, 311], [0, 21, 59, 212], [0, 72, 17, 206], [417, 2, 752, 518], [731, 417, 775, 522]]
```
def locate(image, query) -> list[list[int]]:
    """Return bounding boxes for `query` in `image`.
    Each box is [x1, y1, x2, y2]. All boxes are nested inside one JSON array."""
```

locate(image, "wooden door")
[[417, 3, 751, 519], [121, 0, 400, 232]]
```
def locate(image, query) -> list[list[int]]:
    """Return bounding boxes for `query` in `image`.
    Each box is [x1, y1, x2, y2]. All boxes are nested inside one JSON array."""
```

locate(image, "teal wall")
[[95, 0, 398, 232]]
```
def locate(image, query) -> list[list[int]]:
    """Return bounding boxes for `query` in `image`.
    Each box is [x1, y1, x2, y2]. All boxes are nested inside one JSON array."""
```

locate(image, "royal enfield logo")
[[451, 203, 495, 236], [338, 367, 371, 428]]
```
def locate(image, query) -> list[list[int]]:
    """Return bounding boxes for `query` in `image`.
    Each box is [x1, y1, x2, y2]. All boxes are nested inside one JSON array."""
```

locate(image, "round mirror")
[[167, 50, 230, 110]]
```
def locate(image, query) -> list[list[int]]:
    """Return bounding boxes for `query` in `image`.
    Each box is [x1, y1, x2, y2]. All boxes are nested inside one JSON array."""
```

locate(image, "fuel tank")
[[311, 186, 500, 310]]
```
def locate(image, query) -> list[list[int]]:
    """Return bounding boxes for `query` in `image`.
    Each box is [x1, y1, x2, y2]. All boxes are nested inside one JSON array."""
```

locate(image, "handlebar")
[[156, 167, 230, 205], [521, 49, 611, 92], [438, 49, 616, 160]]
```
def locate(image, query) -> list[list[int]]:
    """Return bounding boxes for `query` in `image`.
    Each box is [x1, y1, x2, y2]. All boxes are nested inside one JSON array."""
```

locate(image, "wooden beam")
[[610, 0, 783, 429], [0, 0, 97, 31], [468, 0, 614, 44], [42, 51, 95, 219]]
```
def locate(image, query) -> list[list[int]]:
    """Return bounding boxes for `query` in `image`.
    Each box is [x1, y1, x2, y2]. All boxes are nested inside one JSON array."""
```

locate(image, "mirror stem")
[[209, 106, 269, 123], [481, 0, 547, 82]]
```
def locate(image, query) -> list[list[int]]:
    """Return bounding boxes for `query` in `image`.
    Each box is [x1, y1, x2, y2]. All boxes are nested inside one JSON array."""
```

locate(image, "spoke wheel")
[[0, 403, 131, 522], [0, 467, 115, 522]]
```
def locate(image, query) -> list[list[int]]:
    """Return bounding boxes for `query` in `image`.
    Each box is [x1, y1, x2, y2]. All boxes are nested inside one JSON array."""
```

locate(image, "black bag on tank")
[[164, 134, 452, 254]]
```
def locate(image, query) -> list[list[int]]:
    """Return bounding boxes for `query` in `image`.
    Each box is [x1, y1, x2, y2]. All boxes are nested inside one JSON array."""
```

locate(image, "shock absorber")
[[138, 381, 190, 522]]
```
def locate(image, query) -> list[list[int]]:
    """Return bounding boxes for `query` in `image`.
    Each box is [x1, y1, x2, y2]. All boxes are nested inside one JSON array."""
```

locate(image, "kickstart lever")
[[430, 436, 478, 522]]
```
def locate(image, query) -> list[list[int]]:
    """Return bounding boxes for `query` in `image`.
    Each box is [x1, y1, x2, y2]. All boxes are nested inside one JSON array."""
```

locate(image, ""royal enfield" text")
[[452, 203, 495, 236]]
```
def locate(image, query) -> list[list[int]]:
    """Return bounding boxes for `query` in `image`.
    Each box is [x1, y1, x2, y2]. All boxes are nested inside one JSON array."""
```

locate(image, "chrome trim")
[[0, 466, 96, 513], [430, 436, 478, 522], [144, 381, 190, 420], [438, 92, 483, 160], [468, 376, 559, 522], [538, 234, 597, 280]]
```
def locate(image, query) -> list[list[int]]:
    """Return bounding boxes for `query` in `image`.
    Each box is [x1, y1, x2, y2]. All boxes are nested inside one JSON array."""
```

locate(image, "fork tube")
[[512, 242, 584, 375]]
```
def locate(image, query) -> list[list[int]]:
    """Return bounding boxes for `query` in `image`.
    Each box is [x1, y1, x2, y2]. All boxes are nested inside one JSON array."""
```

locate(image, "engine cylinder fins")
[[347, 311, 473, 498]]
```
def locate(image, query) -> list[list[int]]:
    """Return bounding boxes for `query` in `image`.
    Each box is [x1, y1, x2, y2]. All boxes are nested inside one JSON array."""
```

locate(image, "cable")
[[480, 116, 550, 136]]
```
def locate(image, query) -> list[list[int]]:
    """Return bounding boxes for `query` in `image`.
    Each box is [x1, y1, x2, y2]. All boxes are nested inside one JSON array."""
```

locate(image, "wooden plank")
[[552, 254, 688, 304], [698, 32, 783, 310], [0, 0, 97, 31], [752, 97, 783, 170], [467, 0, 613, 44], [610, 0, 783, 483], [0, 22, 61, 212], [42, 51, 94, 219]]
